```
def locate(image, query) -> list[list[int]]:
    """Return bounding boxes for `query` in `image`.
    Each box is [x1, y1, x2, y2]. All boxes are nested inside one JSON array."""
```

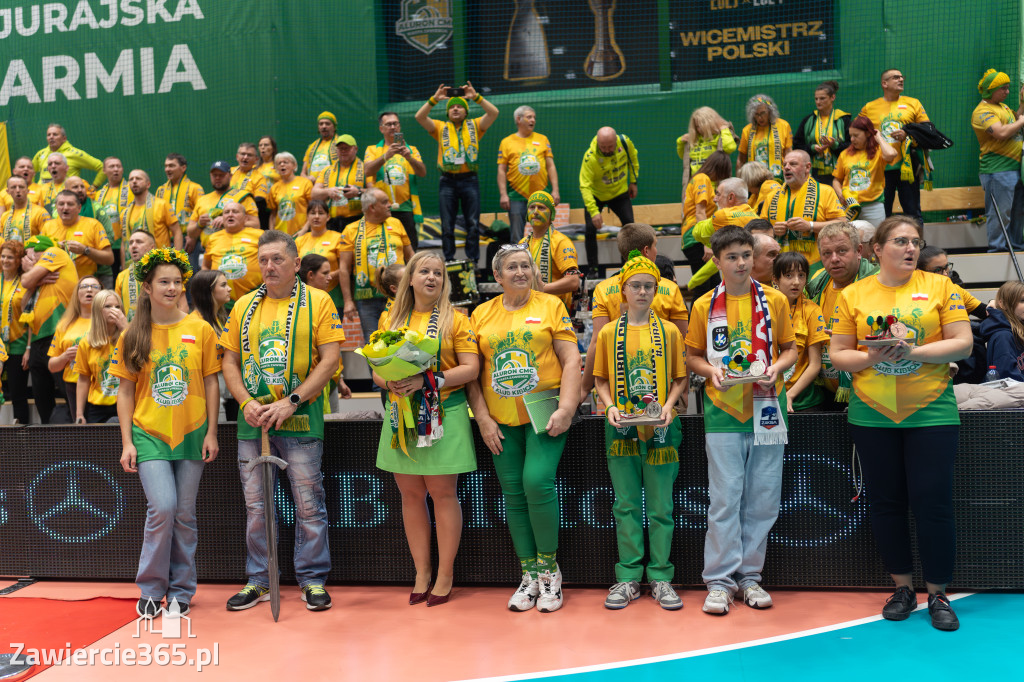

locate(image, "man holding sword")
[[221, 230, 344, 615]]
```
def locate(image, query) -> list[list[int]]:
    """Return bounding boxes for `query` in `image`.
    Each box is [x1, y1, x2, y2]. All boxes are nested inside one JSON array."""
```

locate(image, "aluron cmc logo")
[[25, 461, 124, 543], [152, 364, 188, 406], [396, 0, 453, 55]]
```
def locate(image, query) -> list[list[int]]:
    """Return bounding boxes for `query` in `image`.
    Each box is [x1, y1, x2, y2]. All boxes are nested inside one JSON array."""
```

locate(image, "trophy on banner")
[[860, 314, 916, 347], [505, 0, 550, 81], [584, 0, 625, 81], [720, 352, 769, 387]]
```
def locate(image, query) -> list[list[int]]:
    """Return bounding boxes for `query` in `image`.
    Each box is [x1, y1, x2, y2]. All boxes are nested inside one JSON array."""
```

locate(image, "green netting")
[[0, 1, 1020, 218]]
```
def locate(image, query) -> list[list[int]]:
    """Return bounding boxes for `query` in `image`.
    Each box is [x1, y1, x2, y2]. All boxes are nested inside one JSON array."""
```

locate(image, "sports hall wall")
[[1, 1, 1019, 216]]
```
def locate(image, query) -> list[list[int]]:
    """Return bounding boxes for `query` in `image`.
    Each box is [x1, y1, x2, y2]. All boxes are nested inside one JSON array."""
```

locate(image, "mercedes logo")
[[771, 452, 867, 548], [25, 461, 124, 543]]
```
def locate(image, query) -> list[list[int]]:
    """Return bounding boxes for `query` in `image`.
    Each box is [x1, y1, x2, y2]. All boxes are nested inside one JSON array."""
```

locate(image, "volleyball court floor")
[[0, 580, 1014, 680]]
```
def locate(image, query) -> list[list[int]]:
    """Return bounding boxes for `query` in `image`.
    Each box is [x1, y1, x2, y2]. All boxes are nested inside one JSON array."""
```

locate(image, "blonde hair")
[[816, 221, 861, 248], [56, 275, 99, 335], [385, 251, 454, 343], [85, 290, 123, 348], [738, 161, 773, 193], [995, 280, 1024, 349], [688, 106, 732, 142]]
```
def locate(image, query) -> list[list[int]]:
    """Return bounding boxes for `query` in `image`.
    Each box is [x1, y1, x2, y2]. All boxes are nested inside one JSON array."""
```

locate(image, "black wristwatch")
[[288, 392, 301, 406]]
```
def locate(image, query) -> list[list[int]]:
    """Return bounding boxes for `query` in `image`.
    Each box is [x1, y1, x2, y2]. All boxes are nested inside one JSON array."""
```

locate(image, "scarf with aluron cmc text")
[[706, 279, 787, 445], [237, 279, 315, 436], [606, 309, 678, 464]]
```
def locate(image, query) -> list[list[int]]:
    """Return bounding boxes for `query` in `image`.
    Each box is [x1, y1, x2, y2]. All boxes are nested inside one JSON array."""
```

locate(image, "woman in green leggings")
[[468, 246, 581, 612]]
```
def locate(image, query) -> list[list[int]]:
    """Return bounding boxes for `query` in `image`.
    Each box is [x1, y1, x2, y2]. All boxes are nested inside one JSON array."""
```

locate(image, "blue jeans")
[[136, 459, 205, 606], [980, 170, 1024, 251], [438, 173, 481, 262], [355, 297, 388, 347], [507, 197, 528, 244], [702, 432, 784, 594], [237, 437, 330, 588]]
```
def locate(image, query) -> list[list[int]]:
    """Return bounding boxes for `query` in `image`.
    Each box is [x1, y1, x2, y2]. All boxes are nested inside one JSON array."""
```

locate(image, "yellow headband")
[[619, 250, 661, 289]]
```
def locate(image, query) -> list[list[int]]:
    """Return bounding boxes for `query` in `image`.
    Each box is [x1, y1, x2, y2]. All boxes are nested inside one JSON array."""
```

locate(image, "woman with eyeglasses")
[[829, 215, 973, 632], [917, 245, 987, 319], [467, 245, 580, 613], [47, 275, 100, 419]]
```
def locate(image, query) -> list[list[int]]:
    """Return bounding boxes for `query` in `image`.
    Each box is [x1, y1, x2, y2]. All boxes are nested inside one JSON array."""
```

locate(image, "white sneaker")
[[536, 564, 563, 613], [649, 581, 683, 611], [507, 572, 539, 612], [743, 584, 773, 609], [702, 589, 733, 615], [604, 581, 641, 609]]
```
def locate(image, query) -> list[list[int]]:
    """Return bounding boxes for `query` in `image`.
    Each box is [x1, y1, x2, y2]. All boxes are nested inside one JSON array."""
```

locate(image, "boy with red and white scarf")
[[685, 226, 797, 616]]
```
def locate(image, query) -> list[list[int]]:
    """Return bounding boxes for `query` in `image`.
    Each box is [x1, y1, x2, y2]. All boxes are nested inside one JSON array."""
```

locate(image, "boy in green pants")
[[594, 250, 688, 610]]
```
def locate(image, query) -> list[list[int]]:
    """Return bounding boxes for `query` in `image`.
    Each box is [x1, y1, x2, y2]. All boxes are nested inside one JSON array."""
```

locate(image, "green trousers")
[[492, 423, 567, 560], [607, 451, 679, 583]]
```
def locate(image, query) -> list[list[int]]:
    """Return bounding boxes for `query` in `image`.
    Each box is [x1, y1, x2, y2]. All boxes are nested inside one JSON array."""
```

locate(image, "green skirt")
[[376, 392, 477, 475]]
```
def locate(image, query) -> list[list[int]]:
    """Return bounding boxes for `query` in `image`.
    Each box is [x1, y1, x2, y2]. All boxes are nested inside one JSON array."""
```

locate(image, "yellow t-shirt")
[[954, 283, 981, 313], [76, 336, 121, 406], [430, 117, 486, 173], [760, 180, 845, 270], [1, 274, 27, 353], [220, 286, 345, 405], [685, 285, 795, 431], [122, 198, 179, 248], [522, 228, 577, 312], [591, 275, 689, 325], [0, 183, 45, 211], [190, 189, 259, 248], [0, 337, 6, 363], [470, 290, 577, 427], [682, 173, 715, 248], [816, 278, 849, 393], [860, 96, 929, 168], [712, 203, 760, 232], [39, 181, 67, 215], [204, 228, 263, 301], [753, 179, 782, 214], [593, 317, 687, 408], [378, 307, 477, 402], [971, 100, 1023, 174], [364, 143, 424, 211], [784, 296, 830, 399], [41, 217, 111, 278], [315, 160, 366, 218], [48, 316, 91, 383], [739, 120, 793, 180], [833, 147, 887, 204], [155, 177, 205, 229], [339, 217, 411, 298], [0, 204, 48, 241], [831, 270, 968, 427], [230, 167, 271, 200], [109, 316, 221, 461], [27, 247, 78, 338], [304, 138, 338, 177], [268, 176, 314, 235], [297, 229, 344, 291], [94, 181, 131, 242], [256, 161, 280, 186], [497, 132, 553, 199]]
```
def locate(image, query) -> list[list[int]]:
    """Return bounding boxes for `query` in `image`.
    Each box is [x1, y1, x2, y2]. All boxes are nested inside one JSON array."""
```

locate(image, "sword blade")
[[261, 432, 281, 622]]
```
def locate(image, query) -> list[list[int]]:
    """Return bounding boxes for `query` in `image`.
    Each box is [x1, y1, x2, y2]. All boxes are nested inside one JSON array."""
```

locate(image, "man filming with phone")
[[415, 82, 499, 264], [364, 112, 427, 250]]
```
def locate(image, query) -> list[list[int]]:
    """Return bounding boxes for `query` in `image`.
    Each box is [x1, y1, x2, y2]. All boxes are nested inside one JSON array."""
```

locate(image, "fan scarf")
[[388, 307, 444, 458], [769, 180, 819, 254], [237, 279, 315, 437], [706, 279, 787, 445]]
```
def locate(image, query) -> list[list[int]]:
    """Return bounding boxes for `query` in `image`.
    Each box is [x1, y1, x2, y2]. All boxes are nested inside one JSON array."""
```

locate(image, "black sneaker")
[[166, 599, 190, 617], [137, 597, 162, 618], [226, 584, 270, 611], [301, 584, 333, 611], [927, 592, 960, 631], [881, 585, 917, 621]]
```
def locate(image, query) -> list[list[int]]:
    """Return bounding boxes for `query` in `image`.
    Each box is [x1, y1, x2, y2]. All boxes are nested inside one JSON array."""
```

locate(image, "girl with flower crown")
[[111, 248, 221, 618]]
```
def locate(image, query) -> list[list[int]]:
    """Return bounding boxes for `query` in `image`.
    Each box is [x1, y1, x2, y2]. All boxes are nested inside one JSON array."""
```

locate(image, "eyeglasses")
[[886, 237, 926, 249], [78, 283, 101, 290], [929, 262, 954, 275], [625, 282, 656, 293]]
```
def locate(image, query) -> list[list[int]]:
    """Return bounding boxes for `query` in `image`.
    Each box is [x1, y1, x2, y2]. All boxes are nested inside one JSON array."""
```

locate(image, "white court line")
[[458, 592, 974, 682]]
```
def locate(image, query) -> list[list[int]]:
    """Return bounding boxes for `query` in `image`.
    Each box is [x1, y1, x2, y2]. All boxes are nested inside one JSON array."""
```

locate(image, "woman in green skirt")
[[374, 250, 480, 606]]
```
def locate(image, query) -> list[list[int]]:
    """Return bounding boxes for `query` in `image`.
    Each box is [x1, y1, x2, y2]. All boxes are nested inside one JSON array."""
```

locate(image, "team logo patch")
[[488, 330, 539, 398], [258, 337, 288, 387], [396, 0, 453, 55], [151, 363, 188, 406], [760, 405, 780, 430], [712, 325, 729, 352]]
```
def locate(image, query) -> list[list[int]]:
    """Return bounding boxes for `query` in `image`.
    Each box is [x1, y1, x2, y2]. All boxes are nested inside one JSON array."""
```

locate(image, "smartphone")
[[445, 87, 465, 98], [393, 132, 405, 146]]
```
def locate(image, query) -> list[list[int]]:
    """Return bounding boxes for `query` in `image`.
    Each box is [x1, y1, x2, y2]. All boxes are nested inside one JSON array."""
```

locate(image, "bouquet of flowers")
[[356, 327, 442, 456]]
